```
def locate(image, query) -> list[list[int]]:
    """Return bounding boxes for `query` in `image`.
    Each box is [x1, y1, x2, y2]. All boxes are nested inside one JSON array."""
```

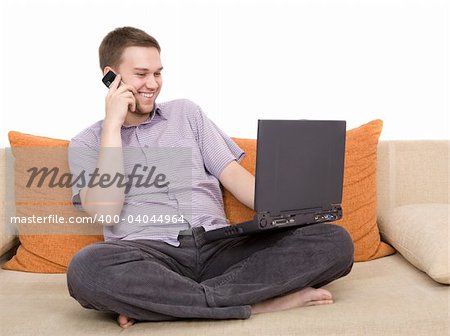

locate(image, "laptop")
[[204, 119, 346, 242]]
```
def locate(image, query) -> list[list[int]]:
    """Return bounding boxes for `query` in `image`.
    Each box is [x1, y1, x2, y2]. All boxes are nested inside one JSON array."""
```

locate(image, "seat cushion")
[[0, 254, 447, 335]]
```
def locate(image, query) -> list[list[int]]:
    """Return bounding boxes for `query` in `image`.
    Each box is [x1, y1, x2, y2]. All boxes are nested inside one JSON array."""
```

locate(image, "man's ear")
[[103, 66, 115, 76]]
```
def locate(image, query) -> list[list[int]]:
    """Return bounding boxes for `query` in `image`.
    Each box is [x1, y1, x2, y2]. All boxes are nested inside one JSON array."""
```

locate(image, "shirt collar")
[[154, 104, 167, 120], [120, 104, 167, 129]]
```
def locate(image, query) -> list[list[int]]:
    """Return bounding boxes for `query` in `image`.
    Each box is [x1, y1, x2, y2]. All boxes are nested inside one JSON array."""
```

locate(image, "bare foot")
[[251, 287, 333, 315], [117, 314, 135, 328]]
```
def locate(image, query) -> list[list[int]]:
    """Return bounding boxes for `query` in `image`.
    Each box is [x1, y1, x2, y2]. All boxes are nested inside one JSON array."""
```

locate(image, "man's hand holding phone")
[[79, 70, 135, 223], [103, 71, 137, 127]]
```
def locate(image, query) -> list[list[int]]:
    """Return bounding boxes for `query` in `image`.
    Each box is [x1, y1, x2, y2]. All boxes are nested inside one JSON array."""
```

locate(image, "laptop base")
[[204, 206, 342, 242]]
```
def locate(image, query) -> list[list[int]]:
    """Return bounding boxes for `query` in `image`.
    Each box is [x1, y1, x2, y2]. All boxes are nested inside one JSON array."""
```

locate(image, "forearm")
[[78, 73, 137, 224], [81, 122, 125, 225]]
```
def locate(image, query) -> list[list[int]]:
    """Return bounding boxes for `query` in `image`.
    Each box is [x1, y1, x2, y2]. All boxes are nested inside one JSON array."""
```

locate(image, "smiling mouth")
[[139, 92, 154, 99]]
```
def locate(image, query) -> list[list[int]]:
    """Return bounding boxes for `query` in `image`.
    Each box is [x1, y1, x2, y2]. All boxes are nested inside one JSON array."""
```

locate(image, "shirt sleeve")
[[190, 103, 245, 178]]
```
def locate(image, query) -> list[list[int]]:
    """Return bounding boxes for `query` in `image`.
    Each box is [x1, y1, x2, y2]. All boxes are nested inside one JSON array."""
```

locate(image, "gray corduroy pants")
[[67, 223, 354, 321]]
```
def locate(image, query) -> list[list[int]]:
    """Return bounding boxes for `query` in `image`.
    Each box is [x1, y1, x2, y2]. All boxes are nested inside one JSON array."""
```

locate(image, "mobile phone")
[[102, 70, 117, 88]]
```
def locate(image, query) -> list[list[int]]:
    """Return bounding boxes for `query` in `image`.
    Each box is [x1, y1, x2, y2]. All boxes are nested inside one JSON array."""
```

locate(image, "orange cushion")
[[2, 131, 103, 273], [224, 120, 395, 262], [4, 120, 394, 273], [223, 138, 257, 225]]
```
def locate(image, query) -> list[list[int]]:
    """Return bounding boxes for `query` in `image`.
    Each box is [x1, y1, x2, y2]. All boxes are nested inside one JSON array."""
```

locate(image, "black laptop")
[[204, 119, 346, 242]]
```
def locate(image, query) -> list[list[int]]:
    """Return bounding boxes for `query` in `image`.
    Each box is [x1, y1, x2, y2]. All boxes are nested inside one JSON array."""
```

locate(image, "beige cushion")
[[379, 203, 450, 284]]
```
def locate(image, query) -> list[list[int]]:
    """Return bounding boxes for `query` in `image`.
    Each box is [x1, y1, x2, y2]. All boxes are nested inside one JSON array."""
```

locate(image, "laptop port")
[[272, 218, 289, 226], [272, 218, 295, 226]]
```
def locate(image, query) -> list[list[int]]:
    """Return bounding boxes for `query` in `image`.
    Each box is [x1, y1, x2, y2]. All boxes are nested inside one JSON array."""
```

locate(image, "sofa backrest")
[[1, 140, 449, 257], [377, 140, 449, 222]]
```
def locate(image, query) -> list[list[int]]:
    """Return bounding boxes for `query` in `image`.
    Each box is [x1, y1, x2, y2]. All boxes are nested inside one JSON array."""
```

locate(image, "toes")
[[306, 299, 334, 307], [117, 314, 127, 324], [117, 315, 135, 328], [121, 320, 135, 328], [316, 288, 333, 300]]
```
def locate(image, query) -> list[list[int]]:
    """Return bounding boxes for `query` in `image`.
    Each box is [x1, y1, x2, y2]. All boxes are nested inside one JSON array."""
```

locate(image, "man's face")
[[117, 46, 163, 115]]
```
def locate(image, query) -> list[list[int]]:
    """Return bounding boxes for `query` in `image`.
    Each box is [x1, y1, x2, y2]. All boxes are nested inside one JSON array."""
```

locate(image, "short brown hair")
[[99, 26, 161, 71]]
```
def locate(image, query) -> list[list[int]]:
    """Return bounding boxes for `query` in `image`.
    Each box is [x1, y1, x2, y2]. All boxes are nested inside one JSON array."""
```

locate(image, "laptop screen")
[[254, 120, 346, 215]]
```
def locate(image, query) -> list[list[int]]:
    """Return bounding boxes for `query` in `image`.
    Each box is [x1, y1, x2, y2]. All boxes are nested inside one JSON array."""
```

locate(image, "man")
[[66, 26, 354, 328]]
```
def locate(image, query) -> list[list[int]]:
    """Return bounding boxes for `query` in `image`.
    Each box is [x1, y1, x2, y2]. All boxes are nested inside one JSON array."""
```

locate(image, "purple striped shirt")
[[69, 99, 245, 246]]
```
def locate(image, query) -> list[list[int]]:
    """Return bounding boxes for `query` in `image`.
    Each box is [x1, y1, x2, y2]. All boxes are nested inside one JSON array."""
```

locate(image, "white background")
[[0, 0, 448, 147]]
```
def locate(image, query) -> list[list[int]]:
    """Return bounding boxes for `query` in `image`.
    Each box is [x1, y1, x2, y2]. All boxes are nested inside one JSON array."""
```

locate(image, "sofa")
[[0, 136, 449, 335]]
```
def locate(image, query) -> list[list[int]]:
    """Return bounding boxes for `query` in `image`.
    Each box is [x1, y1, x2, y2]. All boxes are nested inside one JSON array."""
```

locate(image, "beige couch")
[[0, 140, 449, 336]]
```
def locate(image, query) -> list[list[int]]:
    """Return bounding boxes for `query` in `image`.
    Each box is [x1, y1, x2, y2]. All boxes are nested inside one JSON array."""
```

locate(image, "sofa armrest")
[[0, 148, 19, 257]]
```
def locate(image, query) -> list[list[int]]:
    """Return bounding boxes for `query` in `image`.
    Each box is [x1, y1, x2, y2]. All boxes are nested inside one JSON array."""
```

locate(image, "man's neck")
[[123, 110, 152, 127]]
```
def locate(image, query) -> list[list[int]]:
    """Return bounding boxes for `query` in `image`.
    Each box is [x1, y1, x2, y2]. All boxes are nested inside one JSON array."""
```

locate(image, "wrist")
[[101, 120, 123, 147], [103, 118, 123, 133]]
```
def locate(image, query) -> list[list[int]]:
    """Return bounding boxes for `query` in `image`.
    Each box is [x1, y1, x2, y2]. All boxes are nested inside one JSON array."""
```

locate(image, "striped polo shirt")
[[69, 99, 245, 246]]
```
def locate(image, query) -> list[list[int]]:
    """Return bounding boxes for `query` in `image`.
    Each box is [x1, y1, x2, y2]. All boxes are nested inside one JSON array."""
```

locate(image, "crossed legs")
[[67, 224, 354, 328]]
